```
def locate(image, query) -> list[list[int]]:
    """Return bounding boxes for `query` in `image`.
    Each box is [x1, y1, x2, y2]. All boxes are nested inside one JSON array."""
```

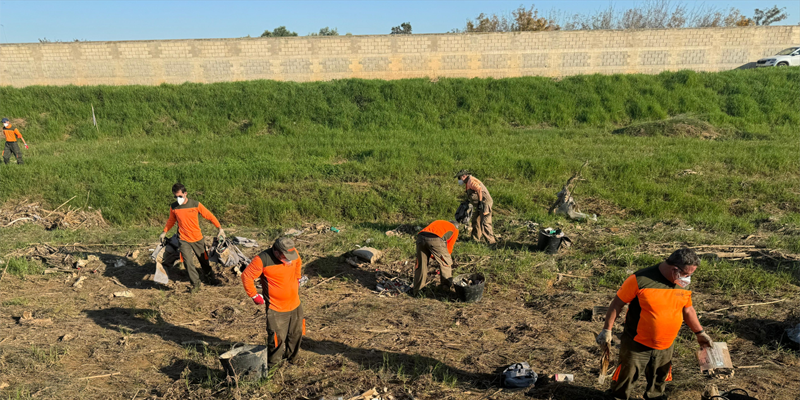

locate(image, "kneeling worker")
[[241, 238, 305, 366], [597, 248, 713, 400], [414, 220, 459, 294], [159, 183, 225, 292]]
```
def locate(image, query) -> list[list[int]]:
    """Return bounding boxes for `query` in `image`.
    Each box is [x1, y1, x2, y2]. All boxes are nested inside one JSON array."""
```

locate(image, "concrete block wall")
[[1, 26, 798, 87]]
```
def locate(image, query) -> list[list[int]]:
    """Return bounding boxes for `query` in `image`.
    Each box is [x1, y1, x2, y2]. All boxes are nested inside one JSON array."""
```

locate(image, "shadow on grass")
[[301, 338, 500, 391], [84, 307, 222, 347], [527, 379, 610, 400]]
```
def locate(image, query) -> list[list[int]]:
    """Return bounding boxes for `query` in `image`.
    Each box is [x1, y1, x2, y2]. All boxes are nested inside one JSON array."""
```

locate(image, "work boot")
[[190, 283, 202, 294]]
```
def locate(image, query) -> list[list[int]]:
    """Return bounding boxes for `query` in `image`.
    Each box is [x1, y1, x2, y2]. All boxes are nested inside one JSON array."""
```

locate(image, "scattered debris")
[[126, 250, 140, 259], [554, 373, 574, 382], [376, 272, 411, 297], [232, 236, 258, 248], [181, 340, 210, 346], [786, 323, 800, 345], [19, 311, 52, 326], [548, 161, 597, 221], [385, 224, 416, 237], [285, 228, 303, 236], [113, 259, 126, 268], [79, 372, 120, 380], [113, 291, 134, 298], [109, 277, 126, 288], [0, 198, 107, 230], [59, 333, 76, 342], [352, 247, 382, 264], [209, 237, 252, 275], [72, 276, 87, 288], [347, 387, 381, 400], [0, 382, 8, 390], [76, 255, 100, 269], [299, 275, 309, 287], [678, 169, 700, 177], [502, 362, 537, 388]]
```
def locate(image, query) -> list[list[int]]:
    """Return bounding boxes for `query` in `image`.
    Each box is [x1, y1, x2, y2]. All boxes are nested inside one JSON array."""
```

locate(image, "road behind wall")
[[1, 26, 798, 87]]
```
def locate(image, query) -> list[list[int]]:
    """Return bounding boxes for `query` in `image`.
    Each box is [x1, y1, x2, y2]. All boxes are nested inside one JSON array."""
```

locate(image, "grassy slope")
[[0, 69, 797, 233]]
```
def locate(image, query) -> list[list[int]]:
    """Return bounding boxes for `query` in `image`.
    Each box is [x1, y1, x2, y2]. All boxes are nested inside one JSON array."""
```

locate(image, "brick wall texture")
[[1, 26, 798, 87]]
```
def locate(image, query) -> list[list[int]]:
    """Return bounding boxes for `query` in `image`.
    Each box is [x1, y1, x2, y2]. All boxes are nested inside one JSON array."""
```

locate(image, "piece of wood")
[[705, 299, 787, 314], [735, 365, 762, 369], [307, 272, 346, 290], [47, 195, 78, 217], [79, 372, 120, 380], [175, 318, 212, 326], [599, 341, 610, 384], [4, 217, 32, 227]]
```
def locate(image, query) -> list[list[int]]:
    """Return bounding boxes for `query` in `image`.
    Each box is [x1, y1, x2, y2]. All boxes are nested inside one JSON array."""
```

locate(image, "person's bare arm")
[[603, 295, 627, 330], [682, 306, 703, 333]]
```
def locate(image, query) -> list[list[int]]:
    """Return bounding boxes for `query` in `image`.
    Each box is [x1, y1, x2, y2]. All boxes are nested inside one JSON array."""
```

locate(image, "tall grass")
[[0, 69, 797, 141], [0, 69, 797, 233]]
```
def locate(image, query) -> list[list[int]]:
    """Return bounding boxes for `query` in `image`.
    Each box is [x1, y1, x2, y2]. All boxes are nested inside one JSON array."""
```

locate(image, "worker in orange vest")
[[159, 183, 225, 292], [414, 220, 459, 294], [241, 237, 305, 366], [2, 118, 28, 165]]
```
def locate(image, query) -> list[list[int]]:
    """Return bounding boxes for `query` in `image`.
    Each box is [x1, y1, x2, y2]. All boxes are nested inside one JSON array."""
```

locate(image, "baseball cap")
[[273, 237, 299, 261]]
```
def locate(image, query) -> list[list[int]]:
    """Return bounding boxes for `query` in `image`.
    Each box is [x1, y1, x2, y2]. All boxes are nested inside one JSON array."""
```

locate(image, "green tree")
[[260, 26, 298, 37], [390, 22, 412, 34], [309, 27, 339, 36]]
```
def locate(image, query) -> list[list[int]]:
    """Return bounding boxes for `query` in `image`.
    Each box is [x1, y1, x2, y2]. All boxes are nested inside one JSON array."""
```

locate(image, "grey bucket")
[[453, 273, 486, 302], [219, 344, 269, 381]]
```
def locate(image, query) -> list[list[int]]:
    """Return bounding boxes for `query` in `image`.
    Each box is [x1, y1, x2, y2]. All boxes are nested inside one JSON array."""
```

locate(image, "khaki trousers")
[[470, 196, 496, 244], [610, 333, 674, 400], [414, 233, 453, 292]]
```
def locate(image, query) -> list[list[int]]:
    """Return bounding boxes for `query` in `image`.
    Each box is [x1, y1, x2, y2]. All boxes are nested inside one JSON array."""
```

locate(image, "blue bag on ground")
[[502, 362, 537, 388]]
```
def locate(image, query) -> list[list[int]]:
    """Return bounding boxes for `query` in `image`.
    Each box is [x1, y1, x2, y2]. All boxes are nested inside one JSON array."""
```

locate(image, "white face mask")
[[176, 196, 186, 205], [674, 269, 691, 288], [2, 123, 8, 127], [458, 179, 464, 185]]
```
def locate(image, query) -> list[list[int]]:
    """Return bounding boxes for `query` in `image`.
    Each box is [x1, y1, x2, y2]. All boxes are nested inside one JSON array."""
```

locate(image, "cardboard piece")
[[697, 342, 733, 373]]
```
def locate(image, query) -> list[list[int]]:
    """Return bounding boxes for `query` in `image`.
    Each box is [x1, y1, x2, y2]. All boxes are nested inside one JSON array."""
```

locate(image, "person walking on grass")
[[413, 220, 459, 295], [597, 248, 713, 400], [2, 118, 28, 165], [455, 170, 496, 246], [159, 183, 225, 293], [241, 237, 305, 366]]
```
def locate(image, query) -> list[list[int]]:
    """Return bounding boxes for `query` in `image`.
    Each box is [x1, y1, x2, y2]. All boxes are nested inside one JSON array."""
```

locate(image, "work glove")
[[476, 202, 485, 214], [696, 331, 713, 348], [596, 329, 613, 346], [251, 294, 265, 305], [217, 228, 226, 241], [24, 144, 29, 149], [159, 232, 167, 244]]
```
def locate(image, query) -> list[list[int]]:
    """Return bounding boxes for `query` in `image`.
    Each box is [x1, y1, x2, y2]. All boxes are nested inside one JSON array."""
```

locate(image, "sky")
[[0, 0, 798, 43]]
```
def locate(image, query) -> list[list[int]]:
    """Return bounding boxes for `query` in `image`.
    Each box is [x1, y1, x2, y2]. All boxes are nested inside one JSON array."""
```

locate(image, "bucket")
[[453, 273, 486, 302], [219, 344, 269, 381], [537, 228, 563, 254]]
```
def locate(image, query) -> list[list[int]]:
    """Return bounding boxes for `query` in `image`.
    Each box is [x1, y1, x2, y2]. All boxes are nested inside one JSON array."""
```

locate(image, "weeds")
[[3, 258, 43, 277], [29, 344, 68, 366]]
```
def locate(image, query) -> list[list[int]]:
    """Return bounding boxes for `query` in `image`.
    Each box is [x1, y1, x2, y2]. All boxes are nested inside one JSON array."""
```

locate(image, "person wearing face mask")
[[159, 183, 225, 292], [597, 248, 713, 400], [241, 237, 305, 366], [2, 118, 28, 165], [454, 169, 496, 247]]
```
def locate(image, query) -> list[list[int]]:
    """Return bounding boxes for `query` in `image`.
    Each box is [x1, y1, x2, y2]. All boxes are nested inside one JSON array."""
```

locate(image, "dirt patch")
[[10, 118, 27, 128], [0, 199, 107, 230], [613, 116, 726, 139]]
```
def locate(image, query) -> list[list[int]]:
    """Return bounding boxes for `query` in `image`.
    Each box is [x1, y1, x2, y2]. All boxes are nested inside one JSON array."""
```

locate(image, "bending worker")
[[3, 118, 28, 165], [241, 237, 305, 366], [414, 220, 459, 294], [455, 170, 496, 246], [159, 183, 225, 292], [597, 248, 713, 400]]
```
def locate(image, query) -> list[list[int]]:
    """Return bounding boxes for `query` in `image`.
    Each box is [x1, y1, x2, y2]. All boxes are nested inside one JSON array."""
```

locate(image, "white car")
[[756, 46, 800, 67]]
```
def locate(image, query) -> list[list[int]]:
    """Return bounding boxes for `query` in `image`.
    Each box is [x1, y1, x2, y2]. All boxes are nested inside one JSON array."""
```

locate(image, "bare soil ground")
[[1, 223, 799, 400]]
